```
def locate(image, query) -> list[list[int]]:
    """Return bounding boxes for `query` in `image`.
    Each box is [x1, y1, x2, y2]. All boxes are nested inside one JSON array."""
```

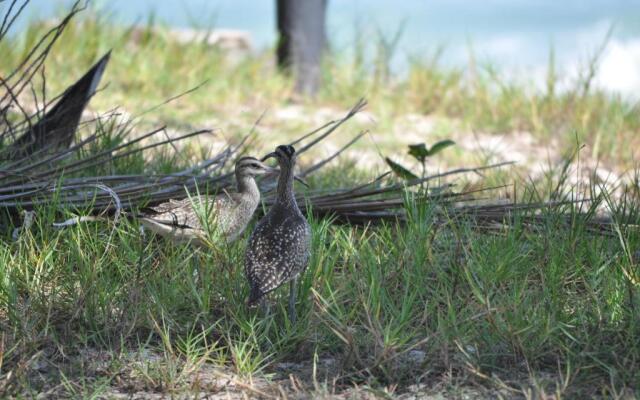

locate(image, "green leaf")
[[385, 157, 418, 180], [428, 139, 455, 156], [408, 143, 429, 162]]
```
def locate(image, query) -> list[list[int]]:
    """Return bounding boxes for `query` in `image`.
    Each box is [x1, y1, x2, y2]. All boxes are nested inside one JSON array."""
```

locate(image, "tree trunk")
[[276, 0, 327, 97]]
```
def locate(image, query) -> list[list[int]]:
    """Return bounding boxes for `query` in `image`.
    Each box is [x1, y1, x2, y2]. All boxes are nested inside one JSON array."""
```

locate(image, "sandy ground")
[[25, 347, 516, 399]]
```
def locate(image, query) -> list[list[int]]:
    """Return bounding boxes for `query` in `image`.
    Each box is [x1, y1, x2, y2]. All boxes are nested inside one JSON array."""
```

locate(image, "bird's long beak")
[[261, 152, 278, 162], [259, 162, 279, 174]]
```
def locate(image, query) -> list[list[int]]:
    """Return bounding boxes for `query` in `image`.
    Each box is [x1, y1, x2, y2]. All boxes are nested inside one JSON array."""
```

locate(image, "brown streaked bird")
[[139, 157, 275, 246], [244, 144, 311, 323]]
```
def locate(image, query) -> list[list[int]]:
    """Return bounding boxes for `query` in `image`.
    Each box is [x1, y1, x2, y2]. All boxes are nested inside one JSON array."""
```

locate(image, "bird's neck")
[[276, 163, 296, 205], [236, 173, 260, 203]]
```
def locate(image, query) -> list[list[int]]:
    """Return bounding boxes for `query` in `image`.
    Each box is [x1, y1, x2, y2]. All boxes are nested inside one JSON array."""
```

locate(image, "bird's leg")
[[260, 297, 271, 317], [288, 276, 298, 324]]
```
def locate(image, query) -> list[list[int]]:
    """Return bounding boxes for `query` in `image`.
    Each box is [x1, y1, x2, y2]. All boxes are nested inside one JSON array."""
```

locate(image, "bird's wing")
[[244, 221, 283, 294], [144, 195, 229, 230], [148, 198, 189, 213], [244, 216, 311, 300]]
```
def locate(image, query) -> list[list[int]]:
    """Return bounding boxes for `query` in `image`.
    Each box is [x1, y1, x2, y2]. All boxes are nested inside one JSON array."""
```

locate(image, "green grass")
[[1, 6, 640, 398], [1, 177, 639, 397]]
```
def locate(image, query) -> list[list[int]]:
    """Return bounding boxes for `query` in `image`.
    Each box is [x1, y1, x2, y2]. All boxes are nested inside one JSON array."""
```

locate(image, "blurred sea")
[[8, 0, 640, 96]]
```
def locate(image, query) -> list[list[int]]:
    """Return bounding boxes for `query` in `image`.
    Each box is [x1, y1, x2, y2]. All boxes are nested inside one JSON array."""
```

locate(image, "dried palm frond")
[[0, 2, 514, 232], [4, 51, 111, 160]]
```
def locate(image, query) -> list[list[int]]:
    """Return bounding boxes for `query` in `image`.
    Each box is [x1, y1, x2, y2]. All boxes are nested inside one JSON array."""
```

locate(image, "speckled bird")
[[139, 157, 275, 246], [245, 145, 311, 323]]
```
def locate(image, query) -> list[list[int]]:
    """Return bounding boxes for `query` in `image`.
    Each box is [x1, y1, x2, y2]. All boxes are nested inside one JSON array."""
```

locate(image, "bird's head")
[[262, 145, 308, 187], [262, 144, 296, 165], [235, 157, 277, 178]]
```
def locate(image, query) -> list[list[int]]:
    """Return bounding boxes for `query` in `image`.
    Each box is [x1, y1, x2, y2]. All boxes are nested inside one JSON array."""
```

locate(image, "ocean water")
[[6, 0, 640, 96]]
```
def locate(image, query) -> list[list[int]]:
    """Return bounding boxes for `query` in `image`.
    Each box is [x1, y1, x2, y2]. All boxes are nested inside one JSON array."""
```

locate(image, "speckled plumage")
[[140, 157, 272, 246], [245, 145, 311, 307]]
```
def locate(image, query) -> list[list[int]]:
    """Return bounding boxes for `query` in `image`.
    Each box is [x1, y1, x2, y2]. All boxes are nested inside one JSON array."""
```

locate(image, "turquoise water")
[[6, 0, 640, 95]]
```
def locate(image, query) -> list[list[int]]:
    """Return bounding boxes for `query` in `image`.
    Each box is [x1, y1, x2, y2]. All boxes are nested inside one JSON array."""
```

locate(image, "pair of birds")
[[140, 145, 311, 322]]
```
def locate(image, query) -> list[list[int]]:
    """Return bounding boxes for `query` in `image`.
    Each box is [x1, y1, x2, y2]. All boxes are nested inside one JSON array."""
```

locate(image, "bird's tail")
[[247, 286, 264, 307]]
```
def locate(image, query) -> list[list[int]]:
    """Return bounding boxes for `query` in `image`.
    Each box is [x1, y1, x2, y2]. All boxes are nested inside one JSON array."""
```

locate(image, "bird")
[[139, 156, 276, 247], [244, 144, 311, 323]]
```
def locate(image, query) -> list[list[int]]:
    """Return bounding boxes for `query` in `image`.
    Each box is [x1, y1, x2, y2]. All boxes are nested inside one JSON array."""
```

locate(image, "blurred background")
[[21, 0, 640, 95]]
